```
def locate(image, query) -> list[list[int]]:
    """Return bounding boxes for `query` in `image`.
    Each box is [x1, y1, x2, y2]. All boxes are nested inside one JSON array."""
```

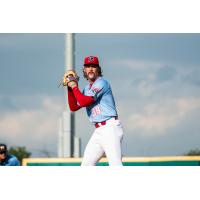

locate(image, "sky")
[[1, 33, 200, 157]]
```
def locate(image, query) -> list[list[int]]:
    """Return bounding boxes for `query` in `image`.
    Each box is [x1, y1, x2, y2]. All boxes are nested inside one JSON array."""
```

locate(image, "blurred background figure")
[[0, 144, 20, 166]]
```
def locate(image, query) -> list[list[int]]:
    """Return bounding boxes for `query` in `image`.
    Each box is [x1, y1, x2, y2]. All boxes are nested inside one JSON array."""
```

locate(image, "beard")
[[87, 72, 96, 80]]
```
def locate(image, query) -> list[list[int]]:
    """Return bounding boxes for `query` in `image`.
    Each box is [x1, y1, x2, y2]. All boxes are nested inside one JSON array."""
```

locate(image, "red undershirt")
[[67, 86, 95, 111]]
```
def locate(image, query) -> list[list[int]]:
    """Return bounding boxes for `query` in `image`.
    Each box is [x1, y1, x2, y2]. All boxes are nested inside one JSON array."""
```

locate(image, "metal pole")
[[64, 33, 75, 157], [58, 117, 63, 157], [65, 33, 75, 71]]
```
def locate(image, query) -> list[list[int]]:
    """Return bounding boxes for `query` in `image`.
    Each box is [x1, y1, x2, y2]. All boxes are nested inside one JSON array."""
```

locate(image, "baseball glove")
[[58, 70, 79, 87]]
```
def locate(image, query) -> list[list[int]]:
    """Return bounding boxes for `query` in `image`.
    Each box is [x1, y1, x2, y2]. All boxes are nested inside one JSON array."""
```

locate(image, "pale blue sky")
[[1, 33, 200, 157]]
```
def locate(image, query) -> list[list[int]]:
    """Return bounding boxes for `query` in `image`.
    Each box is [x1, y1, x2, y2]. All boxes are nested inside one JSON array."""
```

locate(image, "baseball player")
[[0, 144, 20, 166], [63, 56, 124, 166]]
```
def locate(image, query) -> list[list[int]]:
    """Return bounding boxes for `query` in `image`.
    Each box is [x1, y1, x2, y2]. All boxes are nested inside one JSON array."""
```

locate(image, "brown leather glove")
[[58, 70, 79, 87]]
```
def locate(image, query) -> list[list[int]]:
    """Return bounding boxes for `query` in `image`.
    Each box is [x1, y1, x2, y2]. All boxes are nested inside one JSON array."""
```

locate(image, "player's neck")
[[88, 79, 95, 84], [88, 76, 99, 84]]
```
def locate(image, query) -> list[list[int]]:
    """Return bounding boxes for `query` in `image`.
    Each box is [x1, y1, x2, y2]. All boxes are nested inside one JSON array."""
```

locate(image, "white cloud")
[[137, 80, 156, 96], [110, 59, 164, 70], [127, 97, 200, 136], [0, 96, 63, 155]]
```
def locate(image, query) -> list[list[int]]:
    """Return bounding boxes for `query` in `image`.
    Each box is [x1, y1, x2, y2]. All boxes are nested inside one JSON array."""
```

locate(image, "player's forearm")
[[72, 86, 95, 107], [67, 88, 81, 111]]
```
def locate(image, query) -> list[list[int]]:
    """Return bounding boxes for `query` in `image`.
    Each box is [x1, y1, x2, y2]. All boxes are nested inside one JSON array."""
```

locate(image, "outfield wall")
[[23, 156, 200, 166]]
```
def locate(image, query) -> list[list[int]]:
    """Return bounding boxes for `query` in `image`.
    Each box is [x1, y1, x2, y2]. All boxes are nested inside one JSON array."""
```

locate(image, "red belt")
[[95, 116, 118, 128]]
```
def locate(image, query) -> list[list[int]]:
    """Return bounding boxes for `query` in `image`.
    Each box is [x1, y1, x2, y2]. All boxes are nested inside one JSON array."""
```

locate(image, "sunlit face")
[[0, 152, 6, 160], [83, 65, 99, 82]]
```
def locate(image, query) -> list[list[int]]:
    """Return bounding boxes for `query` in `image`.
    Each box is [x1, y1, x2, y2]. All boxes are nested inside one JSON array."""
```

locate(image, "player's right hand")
[[62, 70, 79, 87]]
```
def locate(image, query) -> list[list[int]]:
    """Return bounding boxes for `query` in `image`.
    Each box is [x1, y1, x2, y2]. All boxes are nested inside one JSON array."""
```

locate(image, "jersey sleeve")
[[86, 79, 108, 101]]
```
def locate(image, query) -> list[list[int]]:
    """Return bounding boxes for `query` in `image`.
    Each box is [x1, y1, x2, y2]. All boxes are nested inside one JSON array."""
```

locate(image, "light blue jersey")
[[83, 77, 118, 123]]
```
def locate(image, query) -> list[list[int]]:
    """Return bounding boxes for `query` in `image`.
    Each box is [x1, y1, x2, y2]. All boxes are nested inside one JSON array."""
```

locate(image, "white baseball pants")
[[81, 118, 124, 166]]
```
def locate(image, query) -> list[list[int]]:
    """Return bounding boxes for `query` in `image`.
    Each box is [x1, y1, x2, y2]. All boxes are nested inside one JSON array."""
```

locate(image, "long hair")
[[83, 66, 103, 80]]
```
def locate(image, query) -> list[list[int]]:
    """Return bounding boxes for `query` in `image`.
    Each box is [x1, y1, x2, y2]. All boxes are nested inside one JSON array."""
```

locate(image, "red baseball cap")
[[84, 56, 99, 66]]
